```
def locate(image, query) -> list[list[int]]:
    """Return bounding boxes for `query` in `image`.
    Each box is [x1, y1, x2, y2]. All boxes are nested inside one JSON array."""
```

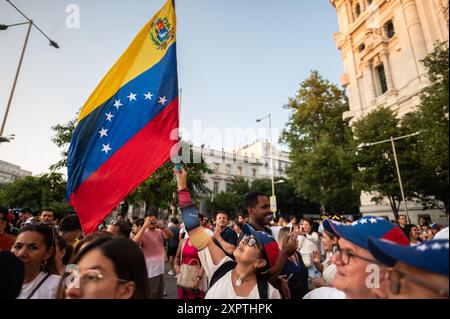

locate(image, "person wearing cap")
[[368, 238, 449, 299], [174, 167, 282, 299], [304, 216, 409, 299]]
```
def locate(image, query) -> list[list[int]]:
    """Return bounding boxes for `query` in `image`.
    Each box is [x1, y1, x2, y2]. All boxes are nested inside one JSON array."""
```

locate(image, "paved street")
[[163, 261, 178, 299]]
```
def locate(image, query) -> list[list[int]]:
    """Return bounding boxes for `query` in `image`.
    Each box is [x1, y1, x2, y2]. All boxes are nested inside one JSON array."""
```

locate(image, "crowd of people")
[[0, 168, 448, 299]]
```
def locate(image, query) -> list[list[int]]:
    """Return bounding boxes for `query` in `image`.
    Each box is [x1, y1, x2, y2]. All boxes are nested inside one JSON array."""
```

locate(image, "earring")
[[41, 260, 47, 270]]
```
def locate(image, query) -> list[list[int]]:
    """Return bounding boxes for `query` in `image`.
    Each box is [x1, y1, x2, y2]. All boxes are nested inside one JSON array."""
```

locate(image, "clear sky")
[[0, 0, 343, 175]]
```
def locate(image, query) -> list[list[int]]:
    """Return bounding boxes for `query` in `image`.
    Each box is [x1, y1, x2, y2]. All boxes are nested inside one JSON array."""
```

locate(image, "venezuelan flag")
[[67, 0, 178, 234]]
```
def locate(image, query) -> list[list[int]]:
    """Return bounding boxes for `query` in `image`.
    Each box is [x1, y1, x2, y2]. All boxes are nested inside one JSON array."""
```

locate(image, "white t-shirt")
[[17, 271, 61, 299], [303, 287, 346, 299], [322, 252, 337, 284], [434, 227, 449, 240], [198, 247, 281, 299], [270, 226, 283, 242]]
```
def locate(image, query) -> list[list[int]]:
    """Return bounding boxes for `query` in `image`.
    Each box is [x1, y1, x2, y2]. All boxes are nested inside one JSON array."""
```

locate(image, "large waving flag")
[[67, 0, 178, 234]]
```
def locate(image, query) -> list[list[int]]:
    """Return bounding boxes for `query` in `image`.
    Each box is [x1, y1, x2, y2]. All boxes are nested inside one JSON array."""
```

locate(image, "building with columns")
[[195, 140, 290, 196], [331, 0, 448, 124], [331, 0, 449, 225]]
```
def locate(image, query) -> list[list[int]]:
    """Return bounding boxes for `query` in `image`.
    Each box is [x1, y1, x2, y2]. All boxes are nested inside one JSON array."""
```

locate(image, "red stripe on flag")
[[70, 98, 179, 234]]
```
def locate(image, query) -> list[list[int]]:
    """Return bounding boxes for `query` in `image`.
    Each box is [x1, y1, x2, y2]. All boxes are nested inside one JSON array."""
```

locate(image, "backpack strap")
[[208, 260, 236, 290], [256, 276, 269, 299]]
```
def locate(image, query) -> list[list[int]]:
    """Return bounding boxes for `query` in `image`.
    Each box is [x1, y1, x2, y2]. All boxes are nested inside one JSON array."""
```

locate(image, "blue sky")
[[0, 0, 342, 175]]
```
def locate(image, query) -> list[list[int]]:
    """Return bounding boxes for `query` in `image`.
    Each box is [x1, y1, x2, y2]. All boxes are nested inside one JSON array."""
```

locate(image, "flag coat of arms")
[[67, 0, 178, 234]]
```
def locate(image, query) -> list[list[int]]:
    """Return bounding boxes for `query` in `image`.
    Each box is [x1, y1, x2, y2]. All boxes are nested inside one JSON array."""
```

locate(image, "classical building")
[[331, 0, 449, 224], [0, 160, 32, 183], [332, 0, 448, 123], [191, 140, 290, 217], [194, 140, 290, 196]]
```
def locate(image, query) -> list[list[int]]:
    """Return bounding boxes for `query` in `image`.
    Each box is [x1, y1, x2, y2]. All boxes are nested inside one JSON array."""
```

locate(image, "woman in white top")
[[11, 224, 61, 299], [297, 218, 319, 277], [311, 230, 338, 288], [175, 167, 281, 299]]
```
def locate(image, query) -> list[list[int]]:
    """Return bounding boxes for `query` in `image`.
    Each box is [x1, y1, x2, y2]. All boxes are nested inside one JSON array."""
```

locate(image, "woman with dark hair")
[[311, 230, 338, 288], [72, 231, 113, 257], [11, 224, 61, 299], [174, 167, 281, 299], [405, 224, 422, 246], [54, 235, 73, 275], [60, 237, 150, 299], [297, 218, 319, 277]]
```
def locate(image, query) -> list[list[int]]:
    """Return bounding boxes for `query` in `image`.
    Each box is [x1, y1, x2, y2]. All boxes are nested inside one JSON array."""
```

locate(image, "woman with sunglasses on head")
[[310, 230, 339, 289], [60, 237, 150, 299], [174, 167, 281, 299], [11, 224, 61, 299]]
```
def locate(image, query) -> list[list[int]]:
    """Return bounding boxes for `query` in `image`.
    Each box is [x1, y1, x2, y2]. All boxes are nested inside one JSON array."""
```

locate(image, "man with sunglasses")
[[304, 216, 409, 299], [368, 238, 448, 299]]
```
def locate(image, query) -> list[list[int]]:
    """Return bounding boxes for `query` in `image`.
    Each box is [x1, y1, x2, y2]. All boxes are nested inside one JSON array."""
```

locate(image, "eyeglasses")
[[335, 245, 380, 265], [241, 234, 261, 249], [386, 267, 449, 297], [65, 269, 128, 293]]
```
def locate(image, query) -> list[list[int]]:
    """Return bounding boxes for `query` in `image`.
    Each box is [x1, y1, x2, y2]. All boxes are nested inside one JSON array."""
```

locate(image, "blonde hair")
[[277, 227, 292, 250]]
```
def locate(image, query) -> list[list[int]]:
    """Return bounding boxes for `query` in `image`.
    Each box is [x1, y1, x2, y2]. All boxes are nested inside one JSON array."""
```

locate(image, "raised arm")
[[132, 216, 151, 246], [174, 167, 226, 266]]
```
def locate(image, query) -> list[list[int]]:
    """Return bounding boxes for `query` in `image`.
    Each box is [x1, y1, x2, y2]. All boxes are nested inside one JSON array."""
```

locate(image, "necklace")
[[233, 269, 255, 287]]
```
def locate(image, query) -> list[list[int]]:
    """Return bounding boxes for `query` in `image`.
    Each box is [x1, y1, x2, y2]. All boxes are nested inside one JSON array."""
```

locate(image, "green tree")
[[50, 118, 76, 171], [0, 173, 71, 216], [206, 177, 250, 218], [281, 71, 360, 213], [353, 108, 423, 219], [403, 41, 449, 213], [250, 178, 321, 217]]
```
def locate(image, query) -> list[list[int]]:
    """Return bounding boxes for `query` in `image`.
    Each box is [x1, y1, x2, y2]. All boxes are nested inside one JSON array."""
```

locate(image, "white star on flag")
[[113, 99, 122, 109], [128, 92, 137, 101], [98, 127, 108, 138], [359, 219, 368, 224], [144, 92, 154, 100], [431, 243, 442, 250], [158, 96, 167, 105], [105, 112, 114, 122], [417, 245, 428, 252], [369, 218, 378, 224], [101, 144, 112, 154], [445, 243, 449, 249]]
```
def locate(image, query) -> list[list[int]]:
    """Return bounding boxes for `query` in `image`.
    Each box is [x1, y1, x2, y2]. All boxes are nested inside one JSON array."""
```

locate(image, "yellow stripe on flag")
[[77, 0, 176, 124]]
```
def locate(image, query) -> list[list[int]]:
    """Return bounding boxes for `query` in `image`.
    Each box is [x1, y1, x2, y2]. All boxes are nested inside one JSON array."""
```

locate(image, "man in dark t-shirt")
[[212, 211, 238, 259], [167, 218, 180, 275]]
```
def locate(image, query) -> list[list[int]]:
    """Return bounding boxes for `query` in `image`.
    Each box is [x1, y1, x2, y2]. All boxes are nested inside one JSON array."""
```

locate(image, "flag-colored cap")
[[323, 215, 409, 249], [368, 238, 449, 276], [242, 223, 279, 268]]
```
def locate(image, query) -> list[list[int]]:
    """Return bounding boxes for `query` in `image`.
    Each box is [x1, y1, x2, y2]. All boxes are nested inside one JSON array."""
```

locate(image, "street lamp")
[[256, 114, 277, 216], [357, 131, 421, 224], [0, 0, 60, 141]]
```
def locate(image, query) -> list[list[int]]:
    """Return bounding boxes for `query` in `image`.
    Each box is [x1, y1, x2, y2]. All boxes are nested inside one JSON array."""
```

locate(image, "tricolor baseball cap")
[[368, 238, 449, 276], [242, 223, 279, 268], [323, 215, 409, 249]]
